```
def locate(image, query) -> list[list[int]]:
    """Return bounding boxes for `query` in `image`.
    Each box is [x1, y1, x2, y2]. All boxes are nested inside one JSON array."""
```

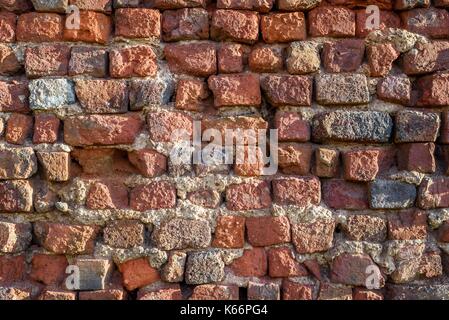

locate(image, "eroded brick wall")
[[1, 0, 449, 300]]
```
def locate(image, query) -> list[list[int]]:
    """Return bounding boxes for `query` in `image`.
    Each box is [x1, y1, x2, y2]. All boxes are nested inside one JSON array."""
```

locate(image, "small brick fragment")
[[119, 258, 160, 291], [322, 39, 365, 73], [0, 12, 16, 43], [278, 143, 312, 175], [37, 151, 70, 182], [25, 44, 70, 78], [388, 209, 427, 240], [217, 42, 249, 74], [314, 147, 339, 178], [212, 215, 245, 249], [0, 180, 34, 213], [268, 246, 307, 278], [323, 179, 369, 210], [175, 79, 210, 111], [367, 43, 399, 77], [342, 149, 380, 182], [189, 284, 239, 300], [147, 111, 192, 143], [110, 46, 157, 78], [86, 181, 128, 210], [30, 254, 68, 286], [128, 149, 167, 178], [248, 45, 283, 73], [211, 9, 259, 44], [104, 220, 144, 248], [377, 75, 411, 105], [401, 8, 449, 38], [248, 282, 280, 300], [0, 81, 29, 113], [33, 114, 60, 144], [185, 251, 224, 284], [5, 113, 33, 145], [316, 73, 369, 105], [286, 41, 321, 74], [0, 221, 31, 253], [343, 215, 387, 242]]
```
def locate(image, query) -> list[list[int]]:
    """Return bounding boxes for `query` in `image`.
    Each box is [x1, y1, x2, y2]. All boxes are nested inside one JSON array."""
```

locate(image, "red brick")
[[175, 79, 210, 112], [37, 151, 70, 182], [377, 75, 411, 105], [34, 222, 98, 255], [0, 180, 34, 212], [64, 114, 143, 146], [397, 143, 436, 173], [208, 73, 261, 107], [69, 0, 112, 12], [261, 75, 312, 106], [64, 11, 111, 44], [226, 181, 271, 211], [162, 8, 209, 42], [5, 113, 33, 145], [30, 254, 68, 286], [115, 8, 160, 38], [327, 0, 392, 9], [189, 284, 239, 300], [33, 114, 60, 144], [246, 216, 290, 247], [331, 253, 382, 286], [212, 215, 245, 249], [0, 44, 20, 76], [278, 143, 312, 175], [17, 12, 63, 42], [202, 116, 268, 142], [401, 8, 449, 38], [137, 283, 182, 300], [261, 12, 306, 43], [367, 43, 399, 77], [86, 181, 128, 210], [282, 280, 313, 300], [71, 148, 135, 175], [356, 9, 400, 37], [164, 42, 216, 77], [419, 177, 449, 209], [0, 12, 16, 42], [309, 6, 356, 37], [130, 181, 176, 211], [353, 288, 383, 300], [403, 41, 449, 75], [25, 44, 70, 78], [0, 255, 25, 284], [323, 179, 369, 210], [388, 209, 427, 240], [147, 111, 192, 142], [153, 0, 206, 10], [217, 0, 273, 12], [314, 147, 339, 178], [211, 9, 259, 44], [79, 289, 126, 300], [110, 46, 157, 78], [69, 47, 108, 77], [119, 258, 160, 291], [229, 248, 267, 277], [274, 111, 310, 142], [268, 247, 307, 278], [187, 189, 221, 209], [272, 176, 320, 206], [416, 72, 449, 106], [233, 146, 264, 177], [318, 283, 352, 300], [103, 220, 145, 248], [0, 221, 30, 253], [0, 0, 32, 12], [292, 219, 335, 254], [75, 79, 128, 114], [343, 215, 387, 242], [0, 80, 28, 113], [217, 42, 249, 74], [128, 149, 167, 178], [322, 39, 365, 73], [39, 290, 76, 300], [342, 149, 379, 182], [248, 45, 283, 73]]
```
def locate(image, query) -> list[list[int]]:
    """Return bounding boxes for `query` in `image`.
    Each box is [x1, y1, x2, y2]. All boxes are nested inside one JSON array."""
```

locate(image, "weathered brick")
[[261, 75, 312, 106], [211, 9, 259, 44], [292, 219, 335, 254], [286, 41, 320, 74], [331, 253, 382, 287], [130, 78, 174, 109], [370, 180, 417, 209], [246, 216, 290, 247], [17, 12, 63, 42], [377, 75, 411, 105], [248, 282, 280, 300], [208, 73, 261, 107], [33, 114, 60, 144], [29, 78, 75, 110], [71, 258, 112, 290], [119, 258, 160, 291], [278, 143, 312, 175], [316, 73, 369, 105], [282, 280, 313, 300], [388, 209, 427, 240], [0, 44, 20, 76], [353, 288, 383, 300], [416, 72, 449, 106], [418, 177, 449, 209], [86, 181, 128, 210], [274, 111, 310, 142], [309, 6, 356, 37], [71, 148, 134, 175], [0, 12, 16, 43], [110, 46, 157, 78], [0, 147, 37, 180], [273, 176, 320, 206], [395, 110, 439, 143], [31, 0, 67, 12], [217, 0, 273, 12], [0, 81, 29, 113], [34, 222, 98, 254], [115, 8, 160, 38], [261, 12, 306, 43], [0, 180, 33, 213], [164, 42, 216, 77], [0, 221, 31, 253], [397, 143, 436, 173], [75, 80, 128, 114], [226, 181, 271, 211], [64, 11, 111, 44], [185, 251, 224, 284], [367, 43, 399, 77], [37, 151, 70, 182], [79, 289, 126, 301], [147, 111, 192, 142], [128, 149, 167, 178], [268, 247, 307, 277], [356, 9, 400, 37], [323, 39, 365, 73], [343, 215, 387, 242], [39, 290, 76, 300], [212, 215, 245, 249], [323, 179, 369, 210], [161, 251, 186, 283], [314, 147, 339, 178], [342, 149, 380, 182], [64, 114, 142, 146], [0, 255, 25, 284], [217, 42, 249, 74], [175, 79, 210, 111], [395, 0, 430, 9], [5, 113, 33, 145], [401, 8, 449, 38], [187, 189, 221, 209], [403, 41, 449, 75], [229, 248, 267, 277], [189, 284, 239, 300], [25, 44, 69, 78], [69, 47, 108, 77], [152, 0, 206, 9], [248, 45, 282, 73], [69, 0, 112, 12], [162, 8, 208, 42], [104, 220, 144, 248], [30, 254, 68, 286], [0, 0, 32, 12], [312, 111, 393, 143], [130, 181, 176, 211], [137, 283, 182, 300]]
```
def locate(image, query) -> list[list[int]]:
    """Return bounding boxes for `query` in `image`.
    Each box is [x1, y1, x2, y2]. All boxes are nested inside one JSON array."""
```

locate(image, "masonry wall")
[[1, 0, 449, 300]]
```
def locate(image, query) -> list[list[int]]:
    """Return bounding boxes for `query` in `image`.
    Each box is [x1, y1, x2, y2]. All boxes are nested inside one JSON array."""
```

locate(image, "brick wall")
[[1, 0, 449, 300]]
